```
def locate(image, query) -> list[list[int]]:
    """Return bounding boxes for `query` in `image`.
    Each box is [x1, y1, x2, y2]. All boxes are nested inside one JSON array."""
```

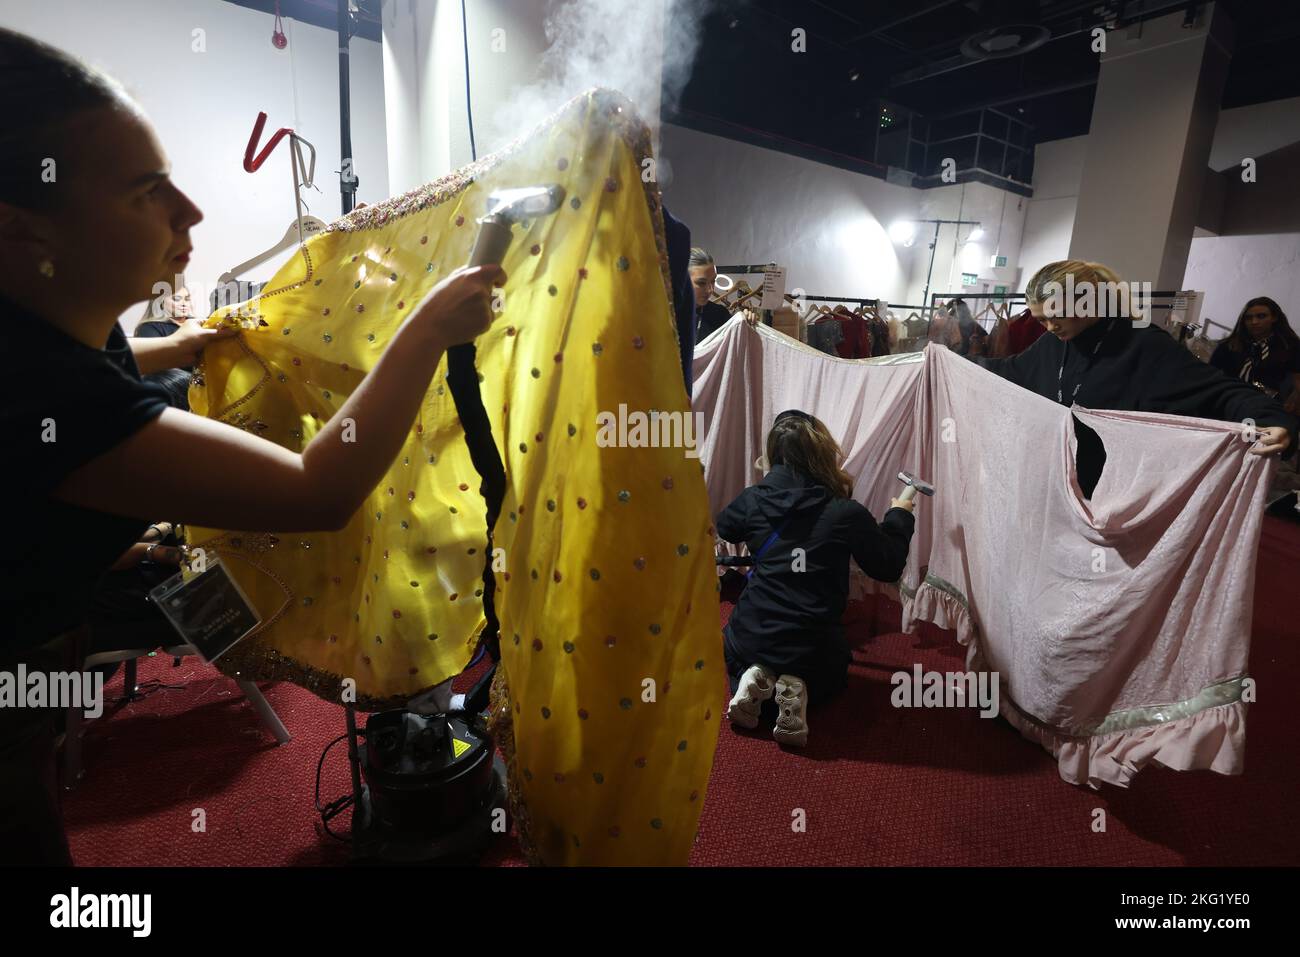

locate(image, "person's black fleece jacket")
[[973, 319, 1299, 496], [717, 464, 914, 678]]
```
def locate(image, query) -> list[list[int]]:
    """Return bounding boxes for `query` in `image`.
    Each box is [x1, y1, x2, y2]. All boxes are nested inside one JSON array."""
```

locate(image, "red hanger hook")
[[244, 111, 294, 173]]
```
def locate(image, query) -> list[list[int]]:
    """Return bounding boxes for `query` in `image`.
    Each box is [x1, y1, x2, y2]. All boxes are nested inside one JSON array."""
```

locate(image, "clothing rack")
[[927, 288, 1235, 344], [716, 266, 914, 311], [801, 296, 931, 311], [930, 289, 1185, 314]]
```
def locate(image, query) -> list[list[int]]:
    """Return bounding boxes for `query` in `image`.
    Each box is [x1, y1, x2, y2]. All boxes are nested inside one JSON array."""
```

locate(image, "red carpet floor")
[[64, 516, 1300, 867]]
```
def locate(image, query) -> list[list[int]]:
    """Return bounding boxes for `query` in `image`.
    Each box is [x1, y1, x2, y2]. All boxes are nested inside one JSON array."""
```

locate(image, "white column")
[[1068, 3, 1234, 290]]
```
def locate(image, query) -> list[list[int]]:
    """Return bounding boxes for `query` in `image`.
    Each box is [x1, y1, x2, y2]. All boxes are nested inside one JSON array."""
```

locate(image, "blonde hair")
[[1025, 259, 1130, 317], [765, 412, 854, 499]]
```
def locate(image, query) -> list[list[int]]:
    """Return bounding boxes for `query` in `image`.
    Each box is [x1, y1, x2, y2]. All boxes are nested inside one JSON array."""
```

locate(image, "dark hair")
[[0, 28, 131, 208], [1226, 297, 1298, 355], [688, 247, 714, 268], [765, 411, 854, 499]]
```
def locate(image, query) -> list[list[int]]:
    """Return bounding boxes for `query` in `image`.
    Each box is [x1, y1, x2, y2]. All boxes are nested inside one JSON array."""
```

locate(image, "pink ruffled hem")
[[899, 580, 1247, 789]]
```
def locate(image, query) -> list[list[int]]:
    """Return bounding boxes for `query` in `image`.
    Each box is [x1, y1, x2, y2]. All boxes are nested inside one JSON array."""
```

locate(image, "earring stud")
[[38, 259, 55, 279]]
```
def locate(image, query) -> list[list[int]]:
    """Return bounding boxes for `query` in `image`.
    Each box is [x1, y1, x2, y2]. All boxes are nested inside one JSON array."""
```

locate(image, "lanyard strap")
[[1057, 319, 1117, 405]]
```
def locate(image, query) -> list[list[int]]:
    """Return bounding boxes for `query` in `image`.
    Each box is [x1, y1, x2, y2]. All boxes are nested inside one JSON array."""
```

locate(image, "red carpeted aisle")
[[65, 516, 1300, 867]]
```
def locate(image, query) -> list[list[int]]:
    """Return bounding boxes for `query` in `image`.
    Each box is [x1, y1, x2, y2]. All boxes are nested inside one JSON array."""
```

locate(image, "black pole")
[[338, 0, 356, 214], [344, 703, 364, 831], [921, 220, 941, 314]]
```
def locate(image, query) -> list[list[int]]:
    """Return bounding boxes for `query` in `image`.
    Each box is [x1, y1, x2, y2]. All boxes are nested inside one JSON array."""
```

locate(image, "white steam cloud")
[[483, 0, 715, 168]]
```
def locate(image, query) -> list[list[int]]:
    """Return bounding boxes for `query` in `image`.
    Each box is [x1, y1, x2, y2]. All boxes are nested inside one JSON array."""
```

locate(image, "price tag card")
[[149, 557, 262, 663], [760, 264, 787, 310]]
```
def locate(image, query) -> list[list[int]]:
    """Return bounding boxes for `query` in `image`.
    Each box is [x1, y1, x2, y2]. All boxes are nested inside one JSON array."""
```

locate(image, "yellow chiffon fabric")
[[189, 90, 721, 864]]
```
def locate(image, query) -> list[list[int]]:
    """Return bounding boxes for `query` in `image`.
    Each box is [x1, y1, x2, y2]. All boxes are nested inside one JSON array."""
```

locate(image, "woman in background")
[[133, 284, 197, 409], [717, 411, 914, 747], [1210, 296, 1300, 416]]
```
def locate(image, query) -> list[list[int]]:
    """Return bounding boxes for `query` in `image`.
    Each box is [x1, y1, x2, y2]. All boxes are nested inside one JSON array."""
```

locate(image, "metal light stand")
[[913, 218, 983, 319]]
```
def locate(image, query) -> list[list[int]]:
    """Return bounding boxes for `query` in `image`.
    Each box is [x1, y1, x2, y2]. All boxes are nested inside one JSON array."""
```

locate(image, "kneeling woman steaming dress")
[[717, 411, 915, 746]]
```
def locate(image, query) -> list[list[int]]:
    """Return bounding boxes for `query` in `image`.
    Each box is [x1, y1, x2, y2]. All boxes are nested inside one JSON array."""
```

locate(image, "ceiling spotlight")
[[889, 220, 917, 245], [849, 68, 861, 82], [967, 226, 985, 241], [728, 17, 740, 29]]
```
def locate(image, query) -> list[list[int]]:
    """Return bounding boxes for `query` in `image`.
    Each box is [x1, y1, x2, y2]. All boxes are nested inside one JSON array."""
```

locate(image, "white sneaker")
[[773, 674, 808, 747], [727, 664, 776, 728]]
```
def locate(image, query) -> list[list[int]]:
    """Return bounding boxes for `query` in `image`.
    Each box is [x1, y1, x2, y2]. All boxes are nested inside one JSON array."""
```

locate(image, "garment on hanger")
[[985, 306, 1011, 358], [902, 312, 927, 340], [693, 323, 1268, 788], [926, 306, 962, 351], [806, 317, 843, 355], [189, 90, 721, 865], [821, 305, 870, 358], [1006, 307, 1047, 355]]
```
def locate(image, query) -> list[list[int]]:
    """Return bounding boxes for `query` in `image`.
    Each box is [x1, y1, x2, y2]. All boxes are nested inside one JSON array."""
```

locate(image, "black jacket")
[[1210, 334, 1300, 397], [133, 319, 192, 410], [974, 319, 1300, 496], [717, 465, 914, 677], [662, 207, 696, 397], [696, 301, 731, 343]]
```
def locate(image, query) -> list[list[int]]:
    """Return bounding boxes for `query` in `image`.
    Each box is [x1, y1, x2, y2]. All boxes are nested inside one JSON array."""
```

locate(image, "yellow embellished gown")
[[189, 90, 722, 865]]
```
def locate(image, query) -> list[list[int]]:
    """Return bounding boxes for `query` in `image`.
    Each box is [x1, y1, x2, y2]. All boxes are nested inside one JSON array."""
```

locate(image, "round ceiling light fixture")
[[960, 24, 1051, 60]]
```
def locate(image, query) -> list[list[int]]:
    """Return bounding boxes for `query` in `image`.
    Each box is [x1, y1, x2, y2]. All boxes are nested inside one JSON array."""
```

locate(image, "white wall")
[[1182, 238, 1300, 336], [383, 0, 553, 192], [660, 124, 922, 304], [1017, 135, 1086, 288], [1018, 100, 1300, 338], [1208, 95, 1300, 172], [1, 0, 389, 328], [904, 181, 1028, 310]]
